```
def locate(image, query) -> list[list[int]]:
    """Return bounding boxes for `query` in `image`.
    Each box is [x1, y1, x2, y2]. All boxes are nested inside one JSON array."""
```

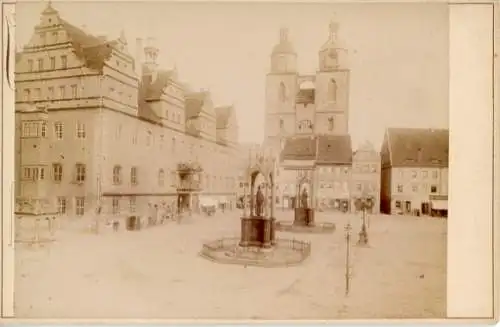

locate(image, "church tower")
[[264, 27, 298, 154], [315, 21, 350, 135]]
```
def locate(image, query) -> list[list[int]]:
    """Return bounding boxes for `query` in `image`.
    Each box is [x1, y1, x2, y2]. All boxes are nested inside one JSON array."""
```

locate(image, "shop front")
[[430, 195, 448, 218]]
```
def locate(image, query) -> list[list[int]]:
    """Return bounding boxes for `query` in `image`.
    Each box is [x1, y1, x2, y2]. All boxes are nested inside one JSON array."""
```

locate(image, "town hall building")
[[15, 2, 241, 217]]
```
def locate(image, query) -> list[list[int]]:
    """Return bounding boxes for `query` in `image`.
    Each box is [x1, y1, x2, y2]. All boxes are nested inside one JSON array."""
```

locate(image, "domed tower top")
[[270, 27, 297, 74], [318, 20, 348, 71]]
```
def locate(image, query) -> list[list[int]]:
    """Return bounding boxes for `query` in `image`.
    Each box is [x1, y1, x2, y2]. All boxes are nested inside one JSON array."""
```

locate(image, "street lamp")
[[344, 222, 352, 296], [355, 196, 374, 246]]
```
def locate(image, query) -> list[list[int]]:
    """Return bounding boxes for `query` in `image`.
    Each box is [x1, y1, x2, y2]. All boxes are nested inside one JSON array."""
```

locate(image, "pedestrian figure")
[[153, 204, 159, 225], [147, 202, 154, 227], [112, 220, 119, 231]]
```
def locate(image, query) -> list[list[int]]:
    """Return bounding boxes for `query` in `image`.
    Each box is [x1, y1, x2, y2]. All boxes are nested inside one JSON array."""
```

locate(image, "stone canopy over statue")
[[300, 188, 309, 209], [255, 185, 265, 217]]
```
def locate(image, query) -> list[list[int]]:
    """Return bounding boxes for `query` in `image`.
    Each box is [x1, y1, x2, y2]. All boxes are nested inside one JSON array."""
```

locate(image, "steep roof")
[[60, 18, 114, 72], [281, 136, 317, 161], [215, 106, 232, 129], [296, 89, 315, 105], [386, 128, 449, 167], [281, 134, 352, 164], [137, 76, 161, 124], [185, 91, 209, 119], [143, 69, 176, 100], [316, 134, 352, 164]]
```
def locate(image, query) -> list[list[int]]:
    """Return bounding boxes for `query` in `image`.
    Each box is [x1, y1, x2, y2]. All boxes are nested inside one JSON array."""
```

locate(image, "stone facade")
[[15, 3, 242, 217]]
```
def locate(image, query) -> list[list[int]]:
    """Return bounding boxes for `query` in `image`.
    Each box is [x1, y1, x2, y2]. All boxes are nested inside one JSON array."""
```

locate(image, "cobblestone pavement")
[[15, 210, 446, 319]]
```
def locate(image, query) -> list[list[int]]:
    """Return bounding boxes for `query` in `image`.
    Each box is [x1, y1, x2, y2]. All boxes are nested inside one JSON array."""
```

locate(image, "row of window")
[[352, 164, 378, 174], [24, 164, 85, 182], [278, 79, 338, 103], [27, 55, 67, 72], [21, 84, 79, 102], [396, 184, 438, 194], [278, 117, 336, 132], [22, 121, 85, 139], [33, 163, 235, 190], [318, 166, 350, 175], [56, 196, 85, 216], [400, 170, 439, 179]]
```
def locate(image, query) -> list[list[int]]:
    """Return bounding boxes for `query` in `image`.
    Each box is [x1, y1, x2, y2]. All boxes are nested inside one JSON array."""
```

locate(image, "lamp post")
[[355, 196, 374, 246], [344, 222, 352, 296]]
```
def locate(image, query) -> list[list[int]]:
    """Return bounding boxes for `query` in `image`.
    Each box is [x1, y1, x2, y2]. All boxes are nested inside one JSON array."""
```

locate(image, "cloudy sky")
[[16, 1, 449, 149]]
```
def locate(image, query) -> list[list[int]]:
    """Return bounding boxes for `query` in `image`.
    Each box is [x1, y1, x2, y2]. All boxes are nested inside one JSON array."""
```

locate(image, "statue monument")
[[255, 185, 265, 216], [239, 149, 277, 249], [300, 188, 309, 209]]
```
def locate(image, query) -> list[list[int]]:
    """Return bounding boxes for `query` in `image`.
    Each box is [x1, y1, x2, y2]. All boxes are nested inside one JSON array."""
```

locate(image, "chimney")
[[135, 37, 143, 76]]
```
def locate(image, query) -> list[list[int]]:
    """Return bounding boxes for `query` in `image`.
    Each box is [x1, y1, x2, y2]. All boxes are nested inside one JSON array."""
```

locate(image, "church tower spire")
[[270, 27, 297, 74], [318, 19, 346, 71]]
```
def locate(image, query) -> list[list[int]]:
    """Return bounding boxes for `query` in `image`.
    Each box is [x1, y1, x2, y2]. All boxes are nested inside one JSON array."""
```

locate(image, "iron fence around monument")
[[200, 236, 312, 267]]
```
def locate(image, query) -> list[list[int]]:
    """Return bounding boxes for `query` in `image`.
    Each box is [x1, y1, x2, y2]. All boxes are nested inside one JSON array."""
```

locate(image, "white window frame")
[[76, 122, 86, 139], [75, 163, 86, 183], [112, 197, 120, 215], [54, 122, 63, 140], [113, 165, 122, 185], [75, 197, 85, 216], [57, 197, 66, 215], [130, 166, 138, 185], [129, 196, 136, 213], [53, 163, 63, 182]]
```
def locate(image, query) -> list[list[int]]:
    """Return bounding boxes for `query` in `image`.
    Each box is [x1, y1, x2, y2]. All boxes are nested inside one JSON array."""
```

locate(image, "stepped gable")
[[316, 134, 352, 165], [387, 128, 449, 167]]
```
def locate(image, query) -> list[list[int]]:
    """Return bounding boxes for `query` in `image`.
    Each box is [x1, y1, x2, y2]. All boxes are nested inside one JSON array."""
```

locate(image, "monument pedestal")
[[240, 216, 276, 248], [294, 208, 315, 226]]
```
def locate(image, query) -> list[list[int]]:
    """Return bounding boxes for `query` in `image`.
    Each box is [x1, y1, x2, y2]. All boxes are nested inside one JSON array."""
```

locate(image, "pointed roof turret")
[[320, 20, 340, 51], [118, 29, 127, 44], [42, 0, 58, 15], [271, 27, 295, 55]]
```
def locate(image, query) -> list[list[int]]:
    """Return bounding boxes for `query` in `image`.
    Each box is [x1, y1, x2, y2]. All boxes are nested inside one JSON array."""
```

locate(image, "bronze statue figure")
[[255, 185, 265, 216], [301, 188, 309, 209]]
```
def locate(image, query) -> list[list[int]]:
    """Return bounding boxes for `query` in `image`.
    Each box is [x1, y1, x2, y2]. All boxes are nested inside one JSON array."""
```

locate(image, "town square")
[[12, 1, 448, 319]]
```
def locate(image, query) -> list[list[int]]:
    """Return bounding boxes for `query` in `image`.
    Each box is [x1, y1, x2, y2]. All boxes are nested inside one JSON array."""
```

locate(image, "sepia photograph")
[[1, 0, 493, 321]]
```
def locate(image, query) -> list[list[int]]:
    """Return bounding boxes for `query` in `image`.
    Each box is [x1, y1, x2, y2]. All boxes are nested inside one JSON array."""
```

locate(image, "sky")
[[16, 1, 449, 149]]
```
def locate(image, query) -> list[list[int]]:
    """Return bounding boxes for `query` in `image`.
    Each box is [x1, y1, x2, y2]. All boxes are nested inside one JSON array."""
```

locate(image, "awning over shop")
[[431, 200, 448, 210], [199, 196, 217, 207]]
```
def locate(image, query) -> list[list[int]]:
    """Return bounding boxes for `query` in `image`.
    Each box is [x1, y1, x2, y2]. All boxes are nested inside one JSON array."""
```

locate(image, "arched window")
[[279, 118, 284, 130], [328, 116, 334, 131], [279, 82, 286, 102], [328, 79, 337, 102], [158, 169, 165, 186], [112, 165, 122, 185]]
